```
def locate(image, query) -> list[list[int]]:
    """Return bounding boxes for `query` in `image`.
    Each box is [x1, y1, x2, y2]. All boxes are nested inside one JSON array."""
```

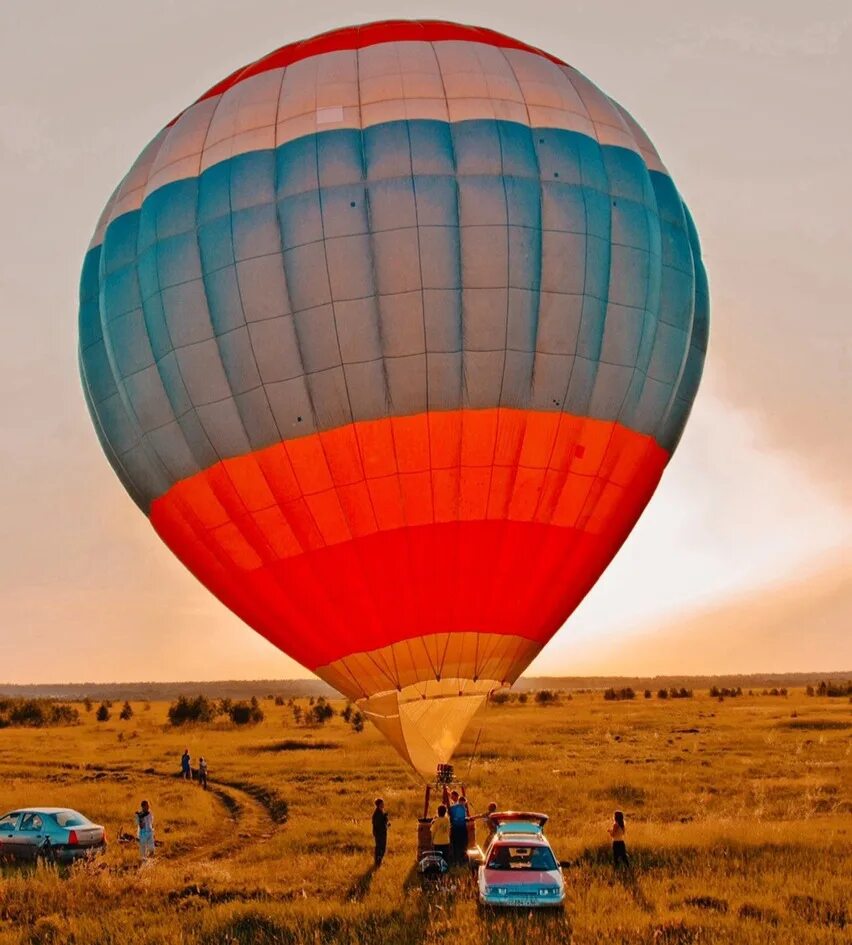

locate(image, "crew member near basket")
[[372, 798, 389, 867]]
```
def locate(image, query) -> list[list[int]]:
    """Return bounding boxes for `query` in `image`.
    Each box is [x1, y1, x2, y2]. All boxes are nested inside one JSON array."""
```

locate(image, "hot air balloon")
[[79, 20, 708, 778]]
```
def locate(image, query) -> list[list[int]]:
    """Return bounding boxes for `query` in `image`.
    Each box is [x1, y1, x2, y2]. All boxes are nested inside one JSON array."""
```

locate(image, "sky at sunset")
[[0, 1, 849, 683]]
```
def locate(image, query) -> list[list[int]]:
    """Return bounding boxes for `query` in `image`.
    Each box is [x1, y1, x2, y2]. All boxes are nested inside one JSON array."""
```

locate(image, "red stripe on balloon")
[[148, 409, 668, 672], [173, 20, 566, 123]]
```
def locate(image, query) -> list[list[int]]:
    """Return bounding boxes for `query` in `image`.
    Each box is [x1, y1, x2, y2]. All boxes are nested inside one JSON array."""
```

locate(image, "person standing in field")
[[475, 801, 499, 847], [136, 800, 155, 861], [448, 791, 470, 865], [372, 798, 389, 867], [430, 804, 451, 863], [198, 756, 208, 790], [608, 810, 630, 867], [180, 748, 191, 781]]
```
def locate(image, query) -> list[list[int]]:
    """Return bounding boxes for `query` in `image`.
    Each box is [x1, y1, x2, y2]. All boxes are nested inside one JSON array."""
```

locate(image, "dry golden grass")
[[0, 690, 849, 944]]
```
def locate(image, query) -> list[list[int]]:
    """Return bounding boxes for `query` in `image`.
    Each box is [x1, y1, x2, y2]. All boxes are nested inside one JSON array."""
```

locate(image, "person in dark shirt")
[[448, 791, 470, 865], [371, 798, 389, 866]]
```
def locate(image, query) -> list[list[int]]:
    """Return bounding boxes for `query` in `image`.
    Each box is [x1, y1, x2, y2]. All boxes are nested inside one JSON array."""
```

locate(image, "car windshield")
[[52, 811, 92, 828], [486, 844, 558, 871]]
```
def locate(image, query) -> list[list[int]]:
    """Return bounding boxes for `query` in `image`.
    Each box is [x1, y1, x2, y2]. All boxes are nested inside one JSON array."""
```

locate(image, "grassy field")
[[0, 689, 848, 944]]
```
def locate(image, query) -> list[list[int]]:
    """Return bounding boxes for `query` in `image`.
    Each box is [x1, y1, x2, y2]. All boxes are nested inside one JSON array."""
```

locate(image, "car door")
[[16, 812, 47, 860], [0, 812, 22, 859]]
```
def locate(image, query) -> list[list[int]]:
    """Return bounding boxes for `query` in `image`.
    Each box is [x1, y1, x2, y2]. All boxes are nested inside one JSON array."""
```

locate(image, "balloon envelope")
[[79, 20, 708, 776]]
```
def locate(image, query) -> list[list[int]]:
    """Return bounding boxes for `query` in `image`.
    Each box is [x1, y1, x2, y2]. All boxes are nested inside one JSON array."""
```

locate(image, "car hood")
[[482, 868, 562, 888]]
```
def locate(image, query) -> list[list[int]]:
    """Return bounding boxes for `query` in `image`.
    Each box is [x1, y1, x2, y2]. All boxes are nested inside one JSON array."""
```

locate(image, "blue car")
[[0, 808, 106, 864], [474, 812, 565, 908]]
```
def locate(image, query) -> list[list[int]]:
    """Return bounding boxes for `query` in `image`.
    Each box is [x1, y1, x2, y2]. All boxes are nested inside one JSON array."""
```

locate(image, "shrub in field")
[[351, 710, 365, 733], [95, 702, 110, 722], [167, 695, 216, 725], [0, 698, 79, 727], [341, 702, 353, 722], [644, 689, 652, 698], [306, 698, 334, 726], [274, 695, 285, 706], [230, 700, 265, 725], [83, 696, 93, 712], [709, 686, 742, 698], [604, 687, 636, 701], [535, 689, 559, 704], [217, 697, 233, 716], [812, 680, 852, 697], [491, 691, 511, 704], [518, 692, 528, 703], [119, 700, 134, 720], [657, 688, 669, 699]]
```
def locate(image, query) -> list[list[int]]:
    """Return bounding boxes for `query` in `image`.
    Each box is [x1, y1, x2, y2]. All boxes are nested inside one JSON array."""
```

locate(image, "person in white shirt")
[[608, 810, 629, 867], [136, 800, 155, 860]]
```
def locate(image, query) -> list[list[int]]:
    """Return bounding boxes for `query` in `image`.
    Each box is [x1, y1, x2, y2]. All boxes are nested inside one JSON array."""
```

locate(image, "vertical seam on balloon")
[[470, 48, 534, 653], [602, 102, 668, 448], [593, 120, 663, 499], [403, 110, 436, 527], [270, 66, 386, 662], [477, 101, 530, 636], [355, 46, 416, 687], [313, 116, 358, 431], [472, 627, 482, 683], [78, 340, 150, 510], [201, 99, 286, 459], [527, 67, 595, 524], [417, 634, 442, 685], [436, 632, 454, 683], [384, 642, 404, 695], [230, 63, 329, 555], [93, 142, 167, 478], [498, 48, 545, 387], [401, 637, 425, 690], [266, 89, 350, 564], [663, 206, 708, 451], [97, 190, 188, 498], [147, 112, 223, 471], [429, 40, 465, 421], [502, 56, 567, 532], [431, 43, 474, 664], [333, 657, 370, 701], [655, 198, 700, 445], [186, 86, 281, 566], [361, 649, 404, 694], [215, 66, 375, 667], [551, 76, 615, 535], [491, 48, 557, 599], [612, 148, 658, 436], [359, 43, 423, 624], [267, 65, 334, 544]]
